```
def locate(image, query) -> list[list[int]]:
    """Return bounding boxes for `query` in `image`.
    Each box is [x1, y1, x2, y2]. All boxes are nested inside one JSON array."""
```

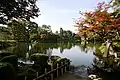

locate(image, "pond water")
[[1, 41, 120, 80], [1, 41, 97, 67], [52, 45, 94, 67]]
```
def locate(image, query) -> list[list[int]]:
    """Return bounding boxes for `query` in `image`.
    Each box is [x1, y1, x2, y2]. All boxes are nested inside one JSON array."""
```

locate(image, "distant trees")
[[55, 27, 77, 41], [37, 26, 77, 42], [37, 25, 58, 42], [60, 28, 64, 40], [1, 20, 76, 42], [41, 25, 52, 33], [66, 30, 73, 40], [38, 25, 52, 35]]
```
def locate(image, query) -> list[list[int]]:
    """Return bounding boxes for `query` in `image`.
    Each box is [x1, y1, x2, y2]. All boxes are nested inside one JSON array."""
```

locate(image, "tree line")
[[0, 20, 80, 42]]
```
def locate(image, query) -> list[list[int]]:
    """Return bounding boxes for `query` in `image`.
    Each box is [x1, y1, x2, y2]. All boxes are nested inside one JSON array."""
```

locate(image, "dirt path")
[[55, 72, 87, 80]]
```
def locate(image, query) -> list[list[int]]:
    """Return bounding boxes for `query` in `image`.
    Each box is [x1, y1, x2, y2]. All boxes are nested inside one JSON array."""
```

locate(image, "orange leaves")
[[104, 18, 120, 32], [75, 1, 120, 39], [94, 11, 111, 22], [76, 8, 112, 34], [113, 18, 120, 25], [85, 10, 111, 25], [88, 25, 98, 31]]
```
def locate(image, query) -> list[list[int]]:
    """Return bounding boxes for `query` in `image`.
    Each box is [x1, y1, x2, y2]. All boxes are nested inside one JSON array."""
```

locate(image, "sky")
[[31, 0, 110, 33]]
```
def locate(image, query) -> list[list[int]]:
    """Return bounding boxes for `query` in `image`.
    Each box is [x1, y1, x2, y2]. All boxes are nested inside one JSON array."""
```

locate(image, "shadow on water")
[[0, 41, 120, 80]]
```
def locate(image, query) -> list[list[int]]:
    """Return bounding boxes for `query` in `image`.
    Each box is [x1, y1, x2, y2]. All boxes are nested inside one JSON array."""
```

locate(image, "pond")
[[0, 41, 96, 66], [0, 41, 120, 80]]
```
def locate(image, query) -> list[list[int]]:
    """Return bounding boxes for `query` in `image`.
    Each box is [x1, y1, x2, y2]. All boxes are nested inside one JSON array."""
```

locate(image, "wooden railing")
[[31, 60, 71, 80]]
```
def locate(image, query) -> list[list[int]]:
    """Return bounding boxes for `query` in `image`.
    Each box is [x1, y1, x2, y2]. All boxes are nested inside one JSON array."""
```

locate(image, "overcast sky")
[[31, 0, 110, 33]]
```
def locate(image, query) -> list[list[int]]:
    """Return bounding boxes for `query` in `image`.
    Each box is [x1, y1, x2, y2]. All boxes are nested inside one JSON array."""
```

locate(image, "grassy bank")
[[0, 40, 16, 43]]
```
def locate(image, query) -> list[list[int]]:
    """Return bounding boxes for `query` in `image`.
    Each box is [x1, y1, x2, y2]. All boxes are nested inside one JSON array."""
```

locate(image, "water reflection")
[[0, 41, 96, 66], [1, 41, 120, 80]]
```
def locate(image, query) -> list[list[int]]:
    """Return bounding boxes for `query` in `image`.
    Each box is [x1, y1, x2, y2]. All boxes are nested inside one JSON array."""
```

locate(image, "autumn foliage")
[[76, 1, 120, 40]]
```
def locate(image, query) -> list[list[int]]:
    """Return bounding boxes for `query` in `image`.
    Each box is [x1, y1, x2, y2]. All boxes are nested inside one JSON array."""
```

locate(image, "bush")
[[30, 53, 49, 73], [30, 53, 49, 62], [51, 56, 60, 62], [53, 58, 70, 68], [112, 42, 120, 52], [99, 43, 107, 54], [0, 52, 13, 58], [53, 58, 70, 73], [0, 62, 16, 80], [55, 58, 70, 64], [0, 55, 18, 69]]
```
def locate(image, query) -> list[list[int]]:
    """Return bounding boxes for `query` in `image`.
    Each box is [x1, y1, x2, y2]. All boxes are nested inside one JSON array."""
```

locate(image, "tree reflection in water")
[[1, 41, 120, 80], [0, 41, 79, 63]]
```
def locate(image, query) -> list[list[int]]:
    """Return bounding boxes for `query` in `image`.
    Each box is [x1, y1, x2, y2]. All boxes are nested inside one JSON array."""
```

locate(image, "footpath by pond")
[[55, 72, 86, 80]]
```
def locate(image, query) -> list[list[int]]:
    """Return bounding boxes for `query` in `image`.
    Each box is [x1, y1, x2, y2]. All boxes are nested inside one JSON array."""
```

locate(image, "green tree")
[[112, 0, 120, 18], [8, 20, 29, 41], [8, 20, 39, 41], [38, 27, 44, 34], [41, 25, 52, 34], [0, 26, 13, 40], [59, 28, 74, 40], [38, 25, 53, 35], [27, 21, 39, 40], [0, 0, 39, 24], [27, 22, 38, 34], [66, 30, 73, 40], [60, 27, 63, 40], [55, 31, 59, 35]]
